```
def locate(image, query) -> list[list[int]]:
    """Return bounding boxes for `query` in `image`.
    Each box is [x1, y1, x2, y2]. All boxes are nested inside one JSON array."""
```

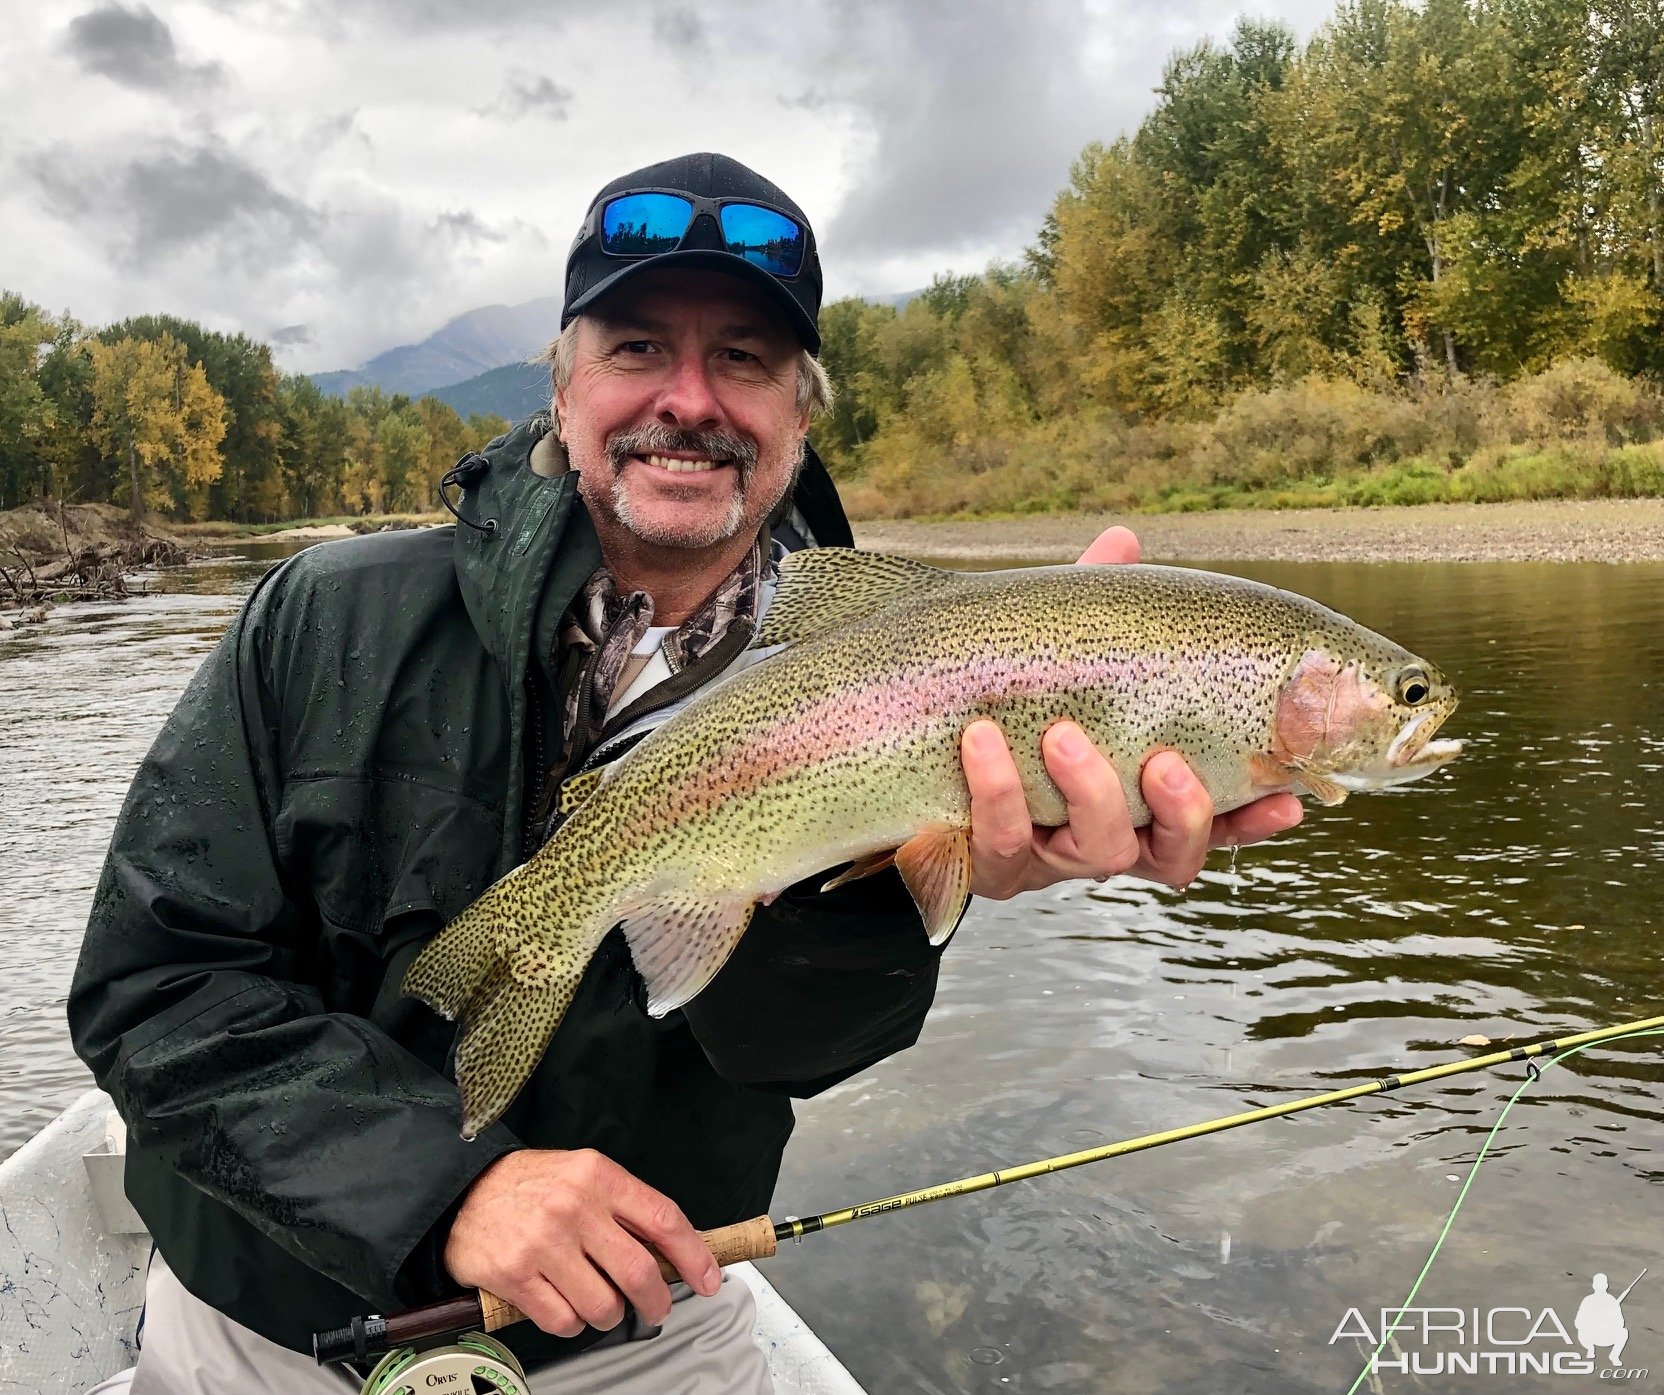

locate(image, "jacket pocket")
[[276, 774, 503, 1008]]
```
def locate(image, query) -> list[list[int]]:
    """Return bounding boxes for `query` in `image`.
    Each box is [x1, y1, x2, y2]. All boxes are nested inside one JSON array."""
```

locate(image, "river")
[[1, 540, 1660, 1392]]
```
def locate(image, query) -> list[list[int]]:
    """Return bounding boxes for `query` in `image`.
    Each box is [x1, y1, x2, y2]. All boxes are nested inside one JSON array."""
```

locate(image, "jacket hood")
[[450, 414, 597, 682]]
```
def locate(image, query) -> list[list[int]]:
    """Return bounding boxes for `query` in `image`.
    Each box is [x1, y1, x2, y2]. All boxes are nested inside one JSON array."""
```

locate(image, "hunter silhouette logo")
[[1576, 1270, 1645, 1368], [1330, 1266, 1649, 1378]]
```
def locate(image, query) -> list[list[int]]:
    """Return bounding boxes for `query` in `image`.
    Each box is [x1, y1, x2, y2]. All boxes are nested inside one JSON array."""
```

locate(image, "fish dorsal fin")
[[754, 548, 965, 647]]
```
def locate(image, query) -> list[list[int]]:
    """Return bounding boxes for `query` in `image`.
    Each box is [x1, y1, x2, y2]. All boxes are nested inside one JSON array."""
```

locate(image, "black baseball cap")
[[561, 152, 824, 353]]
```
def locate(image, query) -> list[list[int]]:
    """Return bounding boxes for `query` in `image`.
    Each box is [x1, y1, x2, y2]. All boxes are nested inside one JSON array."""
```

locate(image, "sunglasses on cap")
[[590, 190, 811, 280]]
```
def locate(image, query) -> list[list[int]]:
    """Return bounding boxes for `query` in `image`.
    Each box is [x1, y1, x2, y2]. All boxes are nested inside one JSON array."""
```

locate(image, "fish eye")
[[1396, 668, 1431, 706]]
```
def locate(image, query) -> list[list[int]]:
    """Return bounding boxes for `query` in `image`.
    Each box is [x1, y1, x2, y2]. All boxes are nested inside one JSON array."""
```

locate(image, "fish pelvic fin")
[[403, 865, 588, 1138], [820, 848, 899, 892], [622, 897, 758, 1018], [895, 828, 972, 947], [753, 548, 965, 648]]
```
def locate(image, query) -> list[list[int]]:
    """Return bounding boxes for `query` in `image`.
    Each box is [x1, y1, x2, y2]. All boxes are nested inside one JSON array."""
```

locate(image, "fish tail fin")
[[403, 867, 590, 1138]]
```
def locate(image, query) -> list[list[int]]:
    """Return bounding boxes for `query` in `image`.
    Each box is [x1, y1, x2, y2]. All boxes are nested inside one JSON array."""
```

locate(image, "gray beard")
[[600, 424, 801, 551]]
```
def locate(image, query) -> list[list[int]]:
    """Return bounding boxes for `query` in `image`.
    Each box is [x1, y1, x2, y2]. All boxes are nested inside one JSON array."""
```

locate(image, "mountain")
[[311, 296, 562, 400], [429, 360, 550, 422]]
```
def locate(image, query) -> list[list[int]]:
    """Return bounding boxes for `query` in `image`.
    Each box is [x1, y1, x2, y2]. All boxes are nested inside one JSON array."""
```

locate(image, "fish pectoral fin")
[[895, 828, 972, 947], [622, 898, 758, 1018], [821, 849, 899, 892], [1290, 767, 1349, 806], [753, 548, 965, 648]]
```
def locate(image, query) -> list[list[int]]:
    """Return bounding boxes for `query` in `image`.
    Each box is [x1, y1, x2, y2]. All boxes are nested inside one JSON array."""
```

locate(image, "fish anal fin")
[[622, 898, 758, 1017], [895, 828, 972, 947], [1292, 768, 1349, 806], [557, 767, 608, 816], [754, 548, 965, 648], [821, 849, 899, 892]]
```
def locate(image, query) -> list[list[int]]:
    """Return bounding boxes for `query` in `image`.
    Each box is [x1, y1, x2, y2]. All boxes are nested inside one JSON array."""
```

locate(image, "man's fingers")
[[1075, 525, 1141, 566], [612, 1178, 720, 1297], [963, 720, 1036, 899], [1137, 751, 1215, 888], [1209, 793, 1303, 849], [1038, 722, 1138, 878], [551, 1253, 628, 1331], [517, 1275, 585, 1339], [585, 1221, 676, 1327]]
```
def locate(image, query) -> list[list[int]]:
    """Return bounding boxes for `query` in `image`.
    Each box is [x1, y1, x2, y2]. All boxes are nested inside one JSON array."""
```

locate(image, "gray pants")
[[128, 1250, 774, 1395]]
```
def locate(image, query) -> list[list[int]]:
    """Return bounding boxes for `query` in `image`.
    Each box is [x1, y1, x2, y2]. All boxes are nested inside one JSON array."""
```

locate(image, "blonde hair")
[[540, 319, 834, 424]]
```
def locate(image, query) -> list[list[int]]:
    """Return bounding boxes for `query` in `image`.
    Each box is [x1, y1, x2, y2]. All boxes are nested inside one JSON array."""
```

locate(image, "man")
[[68, 153, 1300, 1393]]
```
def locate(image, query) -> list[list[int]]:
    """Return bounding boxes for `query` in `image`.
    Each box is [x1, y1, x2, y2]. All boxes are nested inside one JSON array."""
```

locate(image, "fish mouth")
[[1331, 706, 1463, 792], [1386, 707, 1463, 770]]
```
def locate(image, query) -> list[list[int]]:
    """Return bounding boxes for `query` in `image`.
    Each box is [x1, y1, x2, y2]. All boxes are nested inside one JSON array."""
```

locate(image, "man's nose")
[[655, 355, 722, 431]]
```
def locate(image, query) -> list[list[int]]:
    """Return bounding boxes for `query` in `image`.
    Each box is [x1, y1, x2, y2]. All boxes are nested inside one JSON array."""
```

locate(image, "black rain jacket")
[[67, 417, 942, 1363]]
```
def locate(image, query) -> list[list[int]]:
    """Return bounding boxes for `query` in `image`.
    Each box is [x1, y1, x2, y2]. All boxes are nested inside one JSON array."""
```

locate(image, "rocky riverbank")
[[854, 496, 1664, 564]]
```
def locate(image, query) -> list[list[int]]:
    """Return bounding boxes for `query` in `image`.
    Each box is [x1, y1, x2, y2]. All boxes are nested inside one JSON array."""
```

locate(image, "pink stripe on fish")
[[695, 648, 1179, 801]]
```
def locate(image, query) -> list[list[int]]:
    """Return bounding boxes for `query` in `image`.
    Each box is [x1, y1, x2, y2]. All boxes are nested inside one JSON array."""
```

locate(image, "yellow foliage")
[[87, 335, 227, 519]]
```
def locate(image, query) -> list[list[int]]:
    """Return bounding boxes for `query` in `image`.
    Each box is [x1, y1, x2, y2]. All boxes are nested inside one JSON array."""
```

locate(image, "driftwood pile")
[[0, 536, 190, 610]]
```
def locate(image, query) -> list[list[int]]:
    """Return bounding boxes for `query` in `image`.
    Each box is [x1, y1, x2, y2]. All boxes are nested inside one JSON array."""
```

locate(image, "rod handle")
[[476, 1215, 779, 1331]]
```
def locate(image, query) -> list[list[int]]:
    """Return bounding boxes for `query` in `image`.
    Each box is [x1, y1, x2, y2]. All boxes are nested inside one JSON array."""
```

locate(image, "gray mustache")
[[606, 425, 759, 472]]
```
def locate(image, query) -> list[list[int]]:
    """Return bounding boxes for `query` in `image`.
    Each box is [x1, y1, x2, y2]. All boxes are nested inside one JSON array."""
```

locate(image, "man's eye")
[[720, 348, 758, 363], [615, 340, 655, 355]]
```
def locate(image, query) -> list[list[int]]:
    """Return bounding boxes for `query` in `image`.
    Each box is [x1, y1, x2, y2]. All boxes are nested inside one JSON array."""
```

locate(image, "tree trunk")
[[1426, 235, 1461, 377], [1643, 113, 1663, 290], [128, 439, 144, 521]]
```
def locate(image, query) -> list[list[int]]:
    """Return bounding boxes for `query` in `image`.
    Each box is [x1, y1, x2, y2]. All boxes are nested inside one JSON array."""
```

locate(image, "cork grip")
[[473, 1215, 778, 1332]]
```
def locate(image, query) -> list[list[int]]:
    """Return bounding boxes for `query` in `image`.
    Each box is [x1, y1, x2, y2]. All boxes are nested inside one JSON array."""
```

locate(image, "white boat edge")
[[0, 1089, 867, 1395]]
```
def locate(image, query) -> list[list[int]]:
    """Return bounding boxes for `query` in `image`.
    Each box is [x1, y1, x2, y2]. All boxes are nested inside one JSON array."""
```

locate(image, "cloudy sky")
[[4, 0, 1335, 374]]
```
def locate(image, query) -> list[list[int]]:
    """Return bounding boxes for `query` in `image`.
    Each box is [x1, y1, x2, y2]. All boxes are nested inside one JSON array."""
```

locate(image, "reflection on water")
[[1, 547, 1660, 1391]]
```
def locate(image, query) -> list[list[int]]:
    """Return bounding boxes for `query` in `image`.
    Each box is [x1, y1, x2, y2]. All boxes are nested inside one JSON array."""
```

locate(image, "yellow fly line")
[[784, 1013, 1664, 1238], [316, 1012, 1664, 1365]]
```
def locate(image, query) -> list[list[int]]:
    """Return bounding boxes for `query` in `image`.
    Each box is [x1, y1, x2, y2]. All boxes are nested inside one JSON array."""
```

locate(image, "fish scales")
[[406, 553, 1462, 1136]]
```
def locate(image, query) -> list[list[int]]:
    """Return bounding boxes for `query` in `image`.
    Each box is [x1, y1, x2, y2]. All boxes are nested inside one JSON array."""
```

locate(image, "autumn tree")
[[87, 335, 227, 520]]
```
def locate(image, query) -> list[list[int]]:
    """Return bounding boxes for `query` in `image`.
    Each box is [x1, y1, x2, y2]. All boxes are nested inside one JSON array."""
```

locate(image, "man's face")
[[556, 269, 809, 554]]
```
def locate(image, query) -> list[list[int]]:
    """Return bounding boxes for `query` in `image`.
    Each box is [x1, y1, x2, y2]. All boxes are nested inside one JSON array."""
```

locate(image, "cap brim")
[[564, 249, 820, 353]]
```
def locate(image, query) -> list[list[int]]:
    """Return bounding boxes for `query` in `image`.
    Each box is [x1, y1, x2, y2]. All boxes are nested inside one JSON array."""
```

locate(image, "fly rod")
[[313, 1012, 1664, 1365]]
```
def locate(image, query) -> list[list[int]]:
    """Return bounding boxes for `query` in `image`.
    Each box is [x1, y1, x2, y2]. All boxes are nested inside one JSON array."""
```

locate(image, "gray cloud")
[[62, 3, 224, 91], [434, 210, 506, 243], [804, 0, 1125, 260], [31, 139, 322, 270], [271, 324, 312, 344], [651, 6, 707, 51], [474, 74, 573, 121]]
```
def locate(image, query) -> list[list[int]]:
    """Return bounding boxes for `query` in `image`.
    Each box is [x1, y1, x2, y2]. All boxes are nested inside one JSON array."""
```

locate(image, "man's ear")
[[553, 386, 569, 443]]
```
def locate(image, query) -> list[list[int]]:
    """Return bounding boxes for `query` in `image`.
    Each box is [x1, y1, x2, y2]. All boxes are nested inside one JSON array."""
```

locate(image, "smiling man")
[[69, 153, 1299, 1394]]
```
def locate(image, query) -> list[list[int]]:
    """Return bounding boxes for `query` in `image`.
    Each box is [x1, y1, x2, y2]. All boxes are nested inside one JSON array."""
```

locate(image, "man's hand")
[[962, 525, 1303, 899], [444, 1149, 720, 1337]]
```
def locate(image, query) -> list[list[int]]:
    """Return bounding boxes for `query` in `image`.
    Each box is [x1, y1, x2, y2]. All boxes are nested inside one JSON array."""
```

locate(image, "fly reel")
[[358, 1330, 528, 1395]]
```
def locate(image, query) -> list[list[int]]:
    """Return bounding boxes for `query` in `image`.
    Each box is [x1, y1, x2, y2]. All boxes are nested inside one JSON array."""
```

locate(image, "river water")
[[1, 541, 1660, 1392]]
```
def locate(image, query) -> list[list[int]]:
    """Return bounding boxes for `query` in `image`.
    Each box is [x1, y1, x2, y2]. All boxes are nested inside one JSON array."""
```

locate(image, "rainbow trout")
[[407, 550, 1462, 1136]]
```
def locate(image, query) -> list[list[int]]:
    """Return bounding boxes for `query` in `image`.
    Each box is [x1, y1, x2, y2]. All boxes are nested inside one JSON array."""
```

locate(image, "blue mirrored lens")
[[719, 203, 805, 277], [601, 193, 694, 255]]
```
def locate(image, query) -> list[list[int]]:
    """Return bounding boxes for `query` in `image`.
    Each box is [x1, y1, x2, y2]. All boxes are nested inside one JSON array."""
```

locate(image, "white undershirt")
[[607, 625, 676, 718]]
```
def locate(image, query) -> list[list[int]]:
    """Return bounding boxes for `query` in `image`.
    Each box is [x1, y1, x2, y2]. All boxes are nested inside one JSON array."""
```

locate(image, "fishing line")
[[313, 1014, 1664, 1368], [1344, 1025, 1664, 1395]]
